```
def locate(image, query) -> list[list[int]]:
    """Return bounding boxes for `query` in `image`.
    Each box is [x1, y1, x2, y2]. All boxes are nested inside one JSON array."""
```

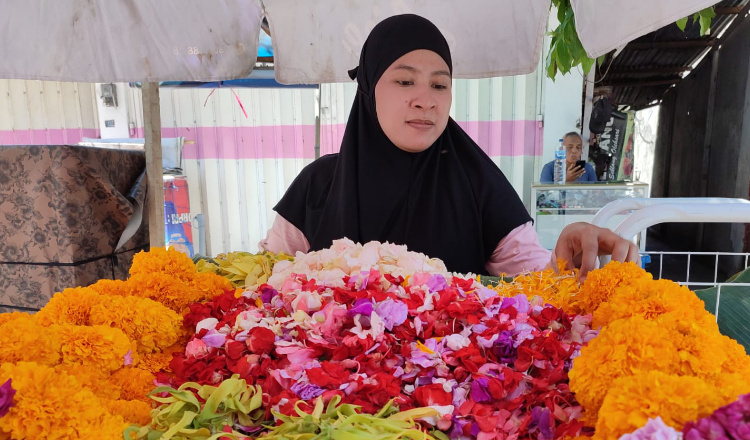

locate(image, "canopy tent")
[[0, 0, 724, 249], [0, 0, 724, 84]]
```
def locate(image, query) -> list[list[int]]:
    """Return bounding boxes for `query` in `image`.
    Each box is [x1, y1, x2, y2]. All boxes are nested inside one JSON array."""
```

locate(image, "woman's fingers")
[[555, 223, 640, 280], [578, 231, 600, 279]]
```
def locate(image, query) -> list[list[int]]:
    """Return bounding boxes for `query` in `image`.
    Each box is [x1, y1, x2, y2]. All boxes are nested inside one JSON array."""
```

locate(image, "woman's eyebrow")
[[393, 64, 451, 78]]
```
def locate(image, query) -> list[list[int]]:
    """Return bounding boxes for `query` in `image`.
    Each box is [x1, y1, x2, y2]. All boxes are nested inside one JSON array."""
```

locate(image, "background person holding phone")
[[540, 132, 598, 183]]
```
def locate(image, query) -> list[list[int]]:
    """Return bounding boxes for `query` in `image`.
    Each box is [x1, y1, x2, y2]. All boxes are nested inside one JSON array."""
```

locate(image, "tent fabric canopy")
[[0, 0, 263, 83], [0, 0, 723, 84], [571, 0, 724, 58]]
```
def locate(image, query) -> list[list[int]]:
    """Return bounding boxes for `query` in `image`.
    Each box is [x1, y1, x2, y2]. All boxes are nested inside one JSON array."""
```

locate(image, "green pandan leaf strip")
[[159, 410, 200, 438]]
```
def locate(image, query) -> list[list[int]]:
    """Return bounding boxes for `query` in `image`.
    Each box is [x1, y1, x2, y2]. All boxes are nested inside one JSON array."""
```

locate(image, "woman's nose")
[[411, 87, 436, 109]]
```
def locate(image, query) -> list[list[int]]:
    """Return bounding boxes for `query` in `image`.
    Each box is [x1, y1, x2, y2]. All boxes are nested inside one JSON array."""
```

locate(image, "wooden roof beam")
[[610, 65, 692, 75], [628, 39, 716, 50], [715, 6, 745, 15], [602, 78, 681, 88]]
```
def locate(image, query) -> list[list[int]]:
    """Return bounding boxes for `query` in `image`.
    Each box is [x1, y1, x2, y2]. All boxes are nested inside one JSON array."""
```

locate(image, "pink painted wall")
[[3, 120, 542, 160], [320, 120, 542, 158], [0, 128, 100, 146]]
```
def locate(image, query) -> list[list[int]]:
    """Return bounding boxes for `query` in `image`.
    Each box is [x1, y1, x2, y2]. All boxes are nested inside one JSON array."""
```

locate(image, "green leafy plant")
[[546, 2, 716, 80], [676, 7, 717, 36], [546, 0, 595, 80]]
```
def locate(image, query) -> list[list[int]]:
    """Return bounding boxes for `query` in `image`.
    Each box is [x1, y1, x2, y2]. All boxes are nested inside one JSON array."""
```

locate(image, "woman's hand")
[[565, 163, 585, 182], [552, 222, 639, 280]]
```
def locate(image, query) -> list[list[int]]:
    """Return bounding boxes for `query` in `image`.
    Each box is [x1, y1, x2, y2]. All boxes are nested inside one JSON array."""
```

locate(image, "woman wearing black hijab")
[[261, 14, 639, 278]]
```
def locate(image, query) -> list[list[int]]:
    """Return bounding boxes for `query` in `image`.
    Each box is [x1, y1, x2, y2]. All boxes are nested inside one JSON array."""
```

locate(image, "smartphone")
[[575, 160, 586, 170]]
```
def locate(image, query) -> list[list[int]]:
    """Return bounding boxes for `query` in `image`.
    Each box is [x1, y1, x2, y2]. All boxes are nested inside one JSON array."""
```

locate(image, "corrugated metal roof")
[[594, 0, 750, 110]]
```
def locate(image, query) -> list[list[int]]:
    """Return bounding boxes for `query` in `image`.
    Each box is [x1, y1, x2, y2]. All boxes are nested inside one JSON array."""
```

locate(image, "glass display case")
[[531, 182, 650, 250]]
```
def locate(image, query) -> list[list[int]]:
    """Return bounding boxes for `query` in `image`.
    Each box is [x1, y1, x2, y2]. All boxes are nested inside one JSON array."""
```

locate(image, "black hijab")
[[274, 14, 531, 274]]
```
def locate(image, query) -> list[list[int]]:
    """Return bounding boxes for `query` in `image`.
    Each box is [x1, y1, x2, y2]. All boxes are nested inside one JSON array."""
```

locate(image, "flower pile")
[[3, 240, 750, 440], [170, 239, 594, 439], [565, 262, 750, 439], [0, 248, 233, 440]]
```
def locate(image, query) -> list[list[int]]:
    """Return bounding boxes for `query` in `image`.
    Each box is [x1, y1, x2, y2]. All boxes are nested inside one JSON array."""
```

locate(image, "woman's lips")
[[406, 119, 434, 129]]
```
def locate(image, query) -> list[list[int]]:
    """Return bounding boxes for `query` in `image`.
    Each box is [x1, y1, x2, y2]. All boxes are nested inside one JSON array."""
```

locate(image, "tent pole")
[[142, 82, 165, 248]]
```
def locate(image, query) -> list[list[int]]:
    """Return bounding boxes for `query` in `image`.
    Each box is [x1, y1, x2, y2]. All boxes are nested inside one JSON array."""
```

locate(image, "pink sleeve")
[[485, 221, 552, 277], [258, 214, 311, 255]]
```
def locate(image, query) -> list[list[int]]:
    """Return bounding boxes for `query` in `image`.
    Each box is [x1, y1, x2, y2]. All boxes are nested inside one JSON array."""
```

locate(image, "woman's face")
[[374, 49, 452, 153]]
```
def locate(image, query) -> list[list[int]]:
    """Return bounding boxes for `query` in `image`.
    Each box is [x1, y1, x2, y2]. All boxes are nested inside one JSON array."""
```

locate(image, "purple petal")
[[202, 329, 227, 348], [0, 379, 16, 418], [347, 298, 374, 317], [470, 377, 491, 403]]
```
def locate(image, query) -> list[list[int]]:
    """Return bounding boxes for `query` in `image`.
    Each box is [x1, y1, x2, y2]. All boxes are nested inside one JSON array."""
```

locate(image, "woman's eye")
[[396, 80, 414, 86], [432, 83, 449, 90]]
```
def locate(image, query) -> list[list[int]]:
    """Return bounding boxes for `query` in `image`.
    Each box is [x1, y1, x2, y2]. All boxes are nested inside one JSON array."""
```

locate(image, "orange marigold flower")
[[127, 272, 205, 313], [34, 286, 103, 326], [89, 295, 182, 354], [138, 343, 184, 374], [97, 414, 132, 440], [593, 370, 725, 440], [109, 367, 156, 402], [55, 364, 121, 400], [56, 324, 133, 373], [0, 311, 30, 327], [592, 278, 715, 329], [129, 247, 197, 282], [492, 265, 580, 312], [0, 362, 124, 440], [189, 271, 233, 299], [569, 316, 681, 422], [655, 315, 750, 399], [89, 278, 134, 297], [102, 398, 152, 426], [574, 261, 652, 315], [0, 313, 61, 366]]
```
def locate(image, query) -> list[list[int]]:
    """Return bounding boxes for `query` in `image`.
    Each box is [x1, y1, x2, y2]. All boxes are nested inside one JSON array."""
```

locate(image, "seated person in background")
[[540, 132, 598, 183]]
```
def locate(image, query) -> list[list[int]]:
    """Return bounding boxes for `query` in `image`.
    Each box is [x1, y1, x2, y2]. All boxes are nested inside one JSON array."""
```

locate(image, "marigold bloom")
[[594, 370, 725, 440], [102, 398, 152, 426], [575, 261, 652, 315], [88, 278, 134, 297], [0, 311, 30, 327], [592, 278, 715, 329], [0, 362, 127, 440], [0, 313, 61, 366], [129, 247, 197, 281], [492, 264, 580, 312], [138, 343, 183, 374], [569, 316, 681, 421], [55, 364, 121, 400], [109, 367, 156, 401], [34, 286, 103, 326], [89, 295, 182, 354], [126, 272, 206, 313], [189, 271, 234, 299], [56, 324, 133, 373]]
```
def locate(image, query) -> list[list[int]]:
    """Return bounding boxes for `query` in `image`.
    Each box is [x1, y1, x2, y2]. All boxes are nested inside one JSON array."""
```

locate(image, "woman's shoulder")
[[296, 153, 338, 185]]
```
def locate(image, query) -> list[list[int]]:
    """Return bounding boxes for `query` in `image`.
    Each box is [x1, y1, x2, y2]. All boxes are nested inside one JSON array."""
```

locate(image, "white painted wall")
[[539, 10, 585, 176], [95, 83, 132, 139], [634, 106, 659, 192]]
